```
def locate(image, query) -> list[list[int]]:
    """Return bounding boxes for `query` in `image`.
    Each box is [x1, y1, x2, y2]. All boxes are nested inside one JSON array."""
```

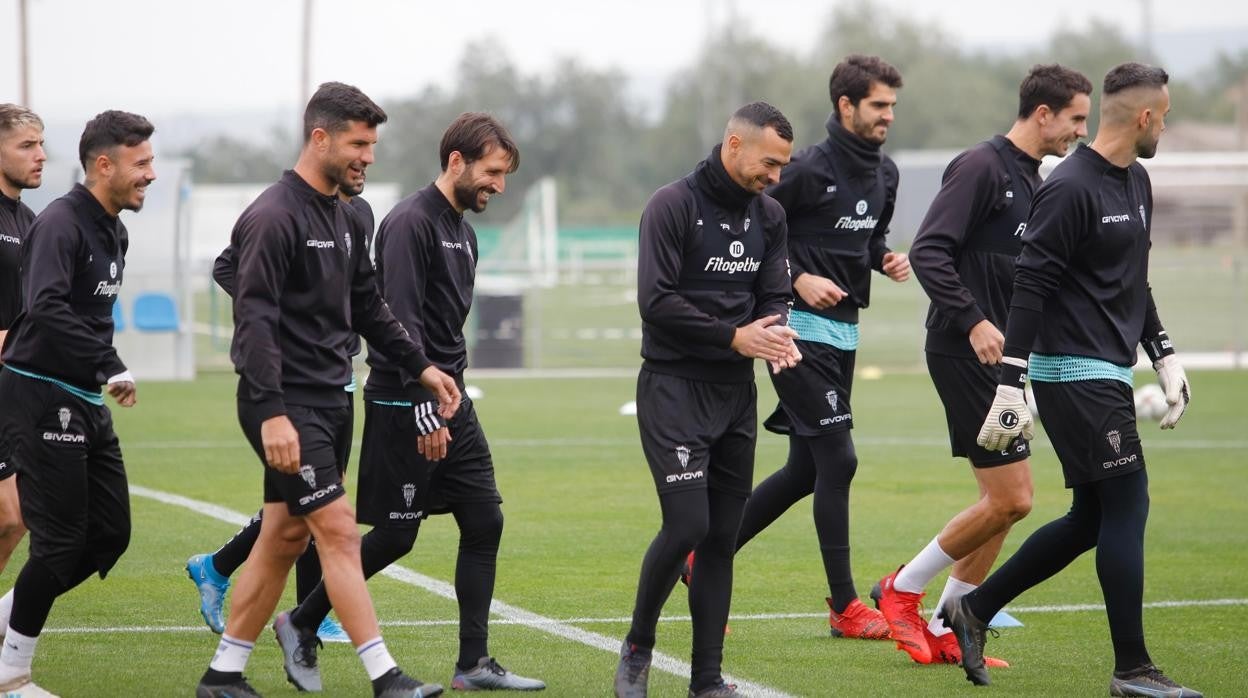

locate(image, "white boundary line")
[[46, 597, 1248, 636], [129, 485, 794, 698]]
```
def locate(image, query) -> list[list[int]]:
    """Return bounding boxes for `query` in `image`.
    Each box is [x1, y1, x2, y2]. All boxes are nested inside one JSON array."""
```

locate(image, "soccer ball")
[[1134, 383, 1168, 421]]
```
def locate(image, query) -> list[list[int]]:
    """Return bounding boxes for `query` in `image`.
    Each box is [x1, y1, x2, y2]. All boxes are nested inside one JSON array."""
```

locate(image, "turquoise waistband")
[[788, 310, 859, 350], [4, 365, 105, 406], [1028, 353, 1133, 385], [370, 399, 413, 408]]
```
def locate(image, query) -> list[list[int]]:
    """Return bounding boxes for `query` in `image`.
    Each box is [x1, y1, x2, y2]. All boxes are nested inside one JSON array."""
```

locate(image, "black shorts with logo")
[[0, 369, 130, 584], [238, 399, 352, 517], [636, 369, 756, 498], [1032, 379, 1145, 488], [764, 340, 854, 437], [356, 396, 499, 528], [927, 352, 1030, 467], [0, 429, 14, 481]]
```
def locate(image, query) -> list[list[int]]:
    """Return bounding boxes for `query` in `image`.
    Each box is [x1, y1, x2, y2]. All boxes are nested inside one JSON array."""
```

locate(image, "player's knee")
[[371, 526, 419, 560], [460, 505, 504, 551]]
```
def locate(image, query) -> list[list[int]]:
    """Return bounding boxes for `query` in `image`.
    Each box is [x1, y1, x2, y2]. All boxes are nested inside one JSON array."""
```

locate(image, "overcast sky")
[[4, 0, 1248, 128]]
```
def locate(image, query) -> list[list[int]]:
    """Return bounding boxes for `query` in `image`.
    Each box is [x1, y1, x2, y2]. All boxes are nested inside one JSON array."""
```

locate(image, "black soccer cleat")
[[939, 596, 995, 686], [614, 641, 652, 698], [196, 675, 263, 698], [1110, 664, 1203, 697]]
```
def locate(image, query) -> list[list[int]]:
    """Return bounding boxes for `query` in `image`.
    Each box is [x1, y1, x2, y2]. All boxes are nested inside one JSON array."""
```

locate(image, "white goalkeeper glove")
[[977, 357, 1034, 452], [1153, 354, 1190, 429]]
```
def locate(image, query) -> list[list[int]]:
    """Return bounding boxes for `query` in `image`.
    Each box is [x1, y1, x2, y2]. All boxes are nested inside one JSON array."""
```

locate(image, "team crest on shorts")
[[402, 482, 417, 508], [299, 464, 316, 488], [58, 407, 71, 431], [825, 390, 838, 412], [1106, 430, 1122, 455], [675, 445, 690, 470]]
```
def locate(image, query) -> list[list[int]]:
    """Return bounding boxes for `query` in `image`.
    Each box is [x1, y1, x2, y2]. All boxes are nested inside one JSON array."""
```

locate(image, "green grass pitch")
[[16, 369, 1245, 696]]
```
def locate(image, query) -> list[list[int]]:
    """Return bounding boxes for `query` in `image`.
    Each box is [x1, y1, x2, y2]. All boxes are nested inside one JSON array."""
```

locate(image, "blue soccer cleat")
[[317, 615, 351, 644], [185, 553, 230, 634]]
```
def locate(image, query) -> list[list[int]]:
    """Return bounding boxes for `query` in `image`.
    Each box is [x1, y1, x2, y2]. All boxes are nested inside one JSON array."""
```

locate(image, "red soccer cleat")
[[873, 566, 932, 664], [827, 598, 891, 640], [926, 626, 1010, 668], [680, 551, 695, 587]]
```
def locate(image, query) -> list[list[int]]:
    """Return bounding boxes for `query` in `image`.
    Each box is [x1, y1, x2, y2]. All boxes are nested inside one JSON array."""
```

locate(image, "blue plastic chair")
[[132, 292, 179, 332], [112, 301, 125, 331]]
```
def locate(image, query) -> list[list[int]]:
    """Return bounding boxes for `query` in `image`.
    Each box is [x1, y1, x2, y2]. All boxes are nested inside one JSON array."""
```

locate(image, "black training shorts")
[[1032, 379, 1145, 488], [927, 352, 1030, 467]]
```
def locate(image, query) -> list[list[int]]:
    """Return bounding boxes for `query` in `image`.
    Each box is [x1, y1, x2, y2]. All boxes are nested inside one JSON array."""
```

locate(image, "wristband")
[[998, 356, 1027, 388], [1142, 331, 1175, 364]]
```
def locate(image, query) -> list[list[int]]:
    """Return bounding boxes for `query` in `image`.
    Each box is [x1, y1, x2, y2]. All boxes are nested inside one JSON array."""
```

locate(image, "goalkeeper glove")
[[1153, 355, 1190, 429], [977, 356, 1035, 452]]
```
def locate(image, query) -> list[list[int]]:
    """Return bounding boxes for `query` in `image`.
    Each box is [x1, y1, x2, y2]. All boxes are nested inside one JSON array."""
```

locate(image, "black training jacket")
[[638, 145, 792, 384], [365, 184, 478, 401], [766, 116, 898, 324], [1, 184, 128, 389], [229, 171, 428, 420], [0, 191, 35, 331], [911, 136, 1042, 359]]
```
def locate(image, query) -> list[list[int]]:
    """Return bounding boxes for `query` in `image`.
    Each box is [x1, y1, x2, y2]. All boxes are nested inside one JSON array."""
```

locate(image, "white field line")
[[129, 485, 794, 698], [45, 598, 1248, 635]]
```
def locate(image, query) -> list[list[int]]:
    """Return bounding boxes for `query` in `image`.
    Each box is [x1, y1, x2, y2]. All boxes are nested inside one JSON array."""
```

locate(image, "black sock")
[[627, 490, 710, 650], [211, 510, 263, 577], [735, 438, 815, 551], [688, 490, 747, 693], [453, 503, 503, 670], [806, 432, 859, 612], [200, 668, 243, 686]]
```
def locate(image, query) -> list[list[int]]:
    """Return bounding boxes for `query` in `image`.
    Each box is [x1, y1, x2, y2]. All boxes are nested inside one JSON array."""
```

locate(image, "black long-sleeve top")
[[1, 184, 128, 390], [214, 196, 373, 357], [229, 170, 429, 420], [766, 116, 898, 324], [1003, 144, 1163, 367], [365, 184, 477, 402], [911, 136, 1042, 359], [0, 191, 35, 331], [638, 145, 792, 383]]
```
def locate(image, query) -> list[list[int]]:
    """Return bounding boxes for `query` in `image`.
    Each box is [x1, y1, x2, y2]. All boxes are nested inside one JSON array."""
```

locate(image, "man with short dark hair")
[[183, 176, 374, 643], [615, 101, 800, 698], [0, 109, 154, 695], [195, 82, 460, 698], [724, 54, 909, 642], [0, 103, 45, 585], [942, 63, 1201, 698], [276, 111, 545, 692], [875, 64, 1092, 668]]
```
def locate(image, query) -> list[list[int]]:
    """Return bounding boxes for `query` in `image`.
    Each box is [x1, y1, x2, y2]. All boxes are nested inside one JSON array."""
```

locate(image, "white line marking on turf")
[[47, 597, 1248, 635], [129, 485, 794, 698]]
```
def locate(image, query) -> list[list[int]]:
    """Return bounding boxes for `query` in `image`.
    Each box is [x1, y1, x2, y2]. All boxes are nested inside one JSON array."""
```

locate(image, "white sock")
[[357, 637, 397, 681], [928, 577, 978, 637], [208, 634, 254, 673], [894, 537, 955, 593], [0, 590, 12, 636], [0, 626, 37, 674]]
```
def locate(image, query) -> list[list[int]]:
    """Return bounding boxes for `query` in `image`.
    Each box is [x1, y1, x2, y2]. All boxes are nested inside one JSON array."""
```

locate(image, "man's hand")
[[417, 426, 451, 461], [260, 415, 301, 474], [793, 273, 847, 309], [731, 315, 795, 362], [1153, 355, 1191, 429], [106, 370, 137, 407], [882, 252, 911, 282], [419, 365, 461, 420], [977, 357, 1033, 452], [764, 324, 802, 374], [968, 319, 1004, 365]]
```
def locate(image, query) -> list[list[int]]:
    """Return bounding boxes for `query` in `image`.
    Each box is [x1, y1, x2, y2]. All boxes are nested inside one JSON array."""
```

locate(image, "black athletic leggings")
[[291, 502, 504, 670], [735, 431, 859, 612], [963, 468, 1151, 672], [626, 487, 747, 693]]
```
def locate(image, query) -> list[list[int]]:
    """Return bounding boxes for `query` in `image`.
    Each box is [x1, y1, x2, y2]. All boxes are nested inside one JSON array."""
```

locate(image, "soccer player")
[[0, 104, 46, 581], [615, 102, 800, 698], [727, 55, 909, 640], [183, 183, 375, 644], [942, 63, 1202, 698], [875, 65, 1092, 667], [0, 110, 154, 696], [194, 82, 460, 698], [275, 112, 545, 692]]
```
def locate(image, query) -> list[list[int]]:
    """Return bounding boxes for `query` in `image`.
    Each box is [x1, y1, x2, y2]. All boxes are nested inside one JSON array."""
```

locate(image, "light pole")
[[18, 0, 30, 105]]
